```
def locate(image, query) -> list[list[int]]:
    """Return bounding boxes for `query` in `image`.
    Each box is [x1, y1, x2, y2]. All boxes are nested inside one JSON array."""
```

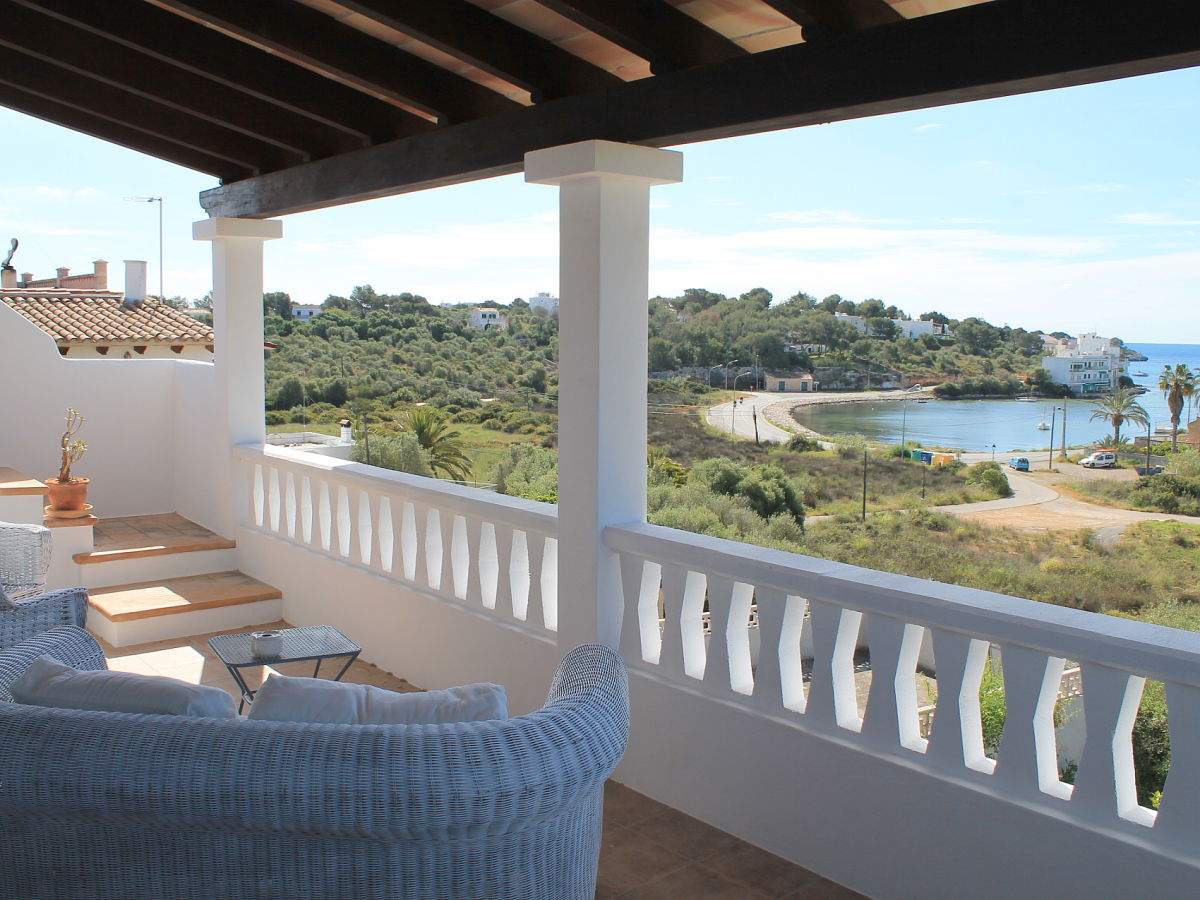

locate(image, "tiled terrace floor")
[[98, 623, 864, 900]]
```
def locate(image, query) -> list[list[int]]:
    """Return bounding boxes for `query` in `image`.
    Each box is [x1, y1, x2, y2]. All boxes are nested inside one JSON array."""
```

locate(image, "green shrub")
[[785, 435, 823, 453], [351, 433, 433, 478], [491, 444, 558, 502]]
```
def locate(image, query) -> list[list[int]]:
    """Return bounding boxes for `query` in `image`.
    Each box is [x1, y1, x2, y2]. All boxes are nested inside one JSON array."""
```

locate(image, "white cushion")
[[11, 655, 238, 718], [247, 674, 507, 725]]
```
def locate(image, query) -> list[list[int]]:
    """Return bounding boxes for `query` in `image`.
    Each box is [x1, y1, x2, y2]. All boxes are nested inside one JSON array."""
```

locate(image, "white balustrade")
[[606, 520, 1200, 856], [234, 445, 558, 636]]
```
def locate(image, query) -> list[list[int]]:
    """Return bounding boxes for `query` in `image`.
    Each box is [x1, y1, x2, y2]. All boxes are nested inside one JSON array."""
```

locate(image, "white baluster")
[[267, 467, 281, 532], [335, 485, 352, 558], [284, 471, 297, 538], [807, 602, 862, 731], [748, 588, 787, 713], [355, 489, 373, 565], [994, 646, 1066, 799], [1152, 681, 1200, 847], [317, 481, 332, 551], [926, 629, 991, 773], [252, 464, 265, 527], [618, 554, 650, 662], [299, 475, 313, 544], [540, 537, 558, 632], [402, 502, 421, 583], [862, 616, 926, 753], [507, 530, 530, 621], [778, 595, 808, 714], [420, 506, 441, 590], [1070, 663, 1145, 824], [448, 514, 468, 600], [377, 496, 394, 573]]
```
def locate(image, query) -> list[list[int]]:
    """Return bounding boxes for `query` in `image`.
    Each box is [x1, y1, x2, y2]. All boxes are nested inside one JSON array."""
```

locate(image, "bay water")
[[790, 342, 1200, 453]]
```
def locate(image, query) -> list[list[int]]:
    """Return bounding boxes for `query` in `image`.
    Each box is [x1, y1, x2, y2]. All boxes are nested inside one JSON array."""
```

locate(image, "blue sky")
[[2, 65, 1197, 342]]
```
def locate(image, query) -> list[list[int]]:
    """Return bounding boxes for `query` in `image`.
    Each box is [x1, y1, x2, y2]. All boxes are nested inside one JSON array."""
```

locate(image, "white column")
[[526, 141, 682, 650], [193, 217, 282, 533]]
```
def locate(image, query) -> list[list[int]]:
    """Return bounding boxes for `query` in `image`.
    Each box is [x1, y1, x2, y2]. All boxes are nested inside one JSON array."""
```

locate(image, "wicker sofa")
[[0, 628, 629, 900]]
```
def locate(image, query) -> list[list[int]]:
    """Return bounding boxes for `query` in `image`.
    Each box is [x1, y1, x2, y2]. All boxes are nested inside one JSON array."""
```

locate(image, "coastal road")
[[705, 392, 795, 443]]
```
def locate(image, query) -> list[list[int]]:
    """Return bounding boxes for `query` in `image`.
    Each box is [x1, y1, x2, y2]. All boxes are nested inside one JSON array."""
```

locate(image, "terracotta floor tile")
[[596, 817, 691, 897], [618, 862, 773, 900], [700, 841, 827, 897], [604, 781, 673, 829], [628, 804, 741, 861]]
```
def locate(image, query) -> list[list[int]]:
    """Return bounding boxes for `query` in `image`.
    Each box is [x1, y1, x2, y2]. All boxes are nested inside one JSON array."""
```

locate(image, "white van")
[[1080, 451, 1117, 468]]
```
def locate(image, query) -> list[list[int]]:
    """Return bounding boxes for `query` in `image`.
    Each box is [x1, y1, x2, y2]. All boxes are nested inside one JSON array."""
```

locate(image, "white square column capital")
[[525, 141, 683, 186], [193, 217, 283, 242]]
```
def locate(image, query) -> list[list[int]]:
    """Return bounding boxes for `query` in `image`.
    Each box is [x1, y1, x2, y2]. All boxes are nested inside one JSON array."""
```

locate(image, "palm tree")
[[1159, 364, 1197, 451], [400, 406, 473, 483], [1088, 388, 1149, 445]]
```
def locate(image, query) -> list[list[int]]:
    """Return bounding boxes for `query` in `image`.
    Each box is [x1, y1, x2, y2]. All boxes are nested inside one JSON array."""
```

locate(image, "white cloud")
[[1107, 212, 1200, 226], [912, 124, 944, 132]]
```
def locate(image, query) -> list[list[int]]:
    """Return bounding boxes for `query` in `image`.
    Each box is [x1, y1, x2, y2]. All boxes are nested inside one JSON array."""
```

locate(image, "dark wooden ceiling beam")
[[0, 51, 294, 173], [0, 83, 253, 181], [335, 0, 620, 101], [201, 0, 1200, 218], [16, 0, 426, 143], [147, 0, 521, 123], [536, 0, 747, 74], [0, 1, 360, 159], [759, 0, 903, 39]]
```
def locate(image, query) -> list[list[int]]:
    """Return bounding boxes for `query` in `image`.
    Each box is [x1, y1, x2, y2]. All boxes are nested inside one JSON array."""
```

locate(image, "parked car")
[[1080, 451, 1117, 469], [1008, 457, 1030, 472]]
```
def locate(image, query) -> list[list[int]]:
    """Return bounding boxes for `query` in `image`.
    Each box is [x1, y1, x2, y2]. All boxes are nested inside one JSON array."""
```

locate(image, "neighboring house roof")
[[2, 291, 214, 346]]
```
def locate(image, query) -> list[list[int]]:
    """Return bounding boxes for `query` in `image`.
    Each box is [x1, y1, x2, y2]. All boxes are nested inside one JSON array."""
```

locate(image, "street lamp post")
[[991, 443, 996, 463], [125, 196, 163, 301], [1059, 402, 1068, 460], [900, 396, 908, 451], [723, 359, 739, 391], [1047, 406, 1058, 470], [1146, 419, 1153, 475]]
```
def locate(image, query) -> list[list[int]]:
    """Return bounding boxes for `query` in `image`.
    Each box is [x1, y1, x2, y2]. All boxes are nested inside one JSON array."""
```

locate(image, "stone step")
[[74, 513, 235, 565], [88, 571, 283, 648]]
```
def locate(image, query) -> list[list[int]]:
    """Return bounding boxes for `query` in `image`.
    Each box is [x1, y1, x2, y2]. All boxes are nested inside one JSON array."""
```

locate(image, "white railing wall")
[[233, 445, 558, 637], [607, 521, 1200, 897], [228, 446, 1200, 897]]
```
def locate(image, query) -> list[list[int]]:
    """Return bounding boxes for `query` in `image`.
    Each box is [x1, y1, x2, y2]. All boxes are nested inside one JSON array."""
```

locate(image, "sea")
[[790, 342, 1200, 453]]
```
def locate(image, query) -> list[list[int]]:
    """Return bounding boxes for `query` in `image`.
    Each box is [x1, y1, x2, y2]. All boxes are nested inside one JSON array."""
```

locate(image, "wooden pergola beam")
[[0, 1, 361, 159], [201, 0, 1200, 218], [536, 0, 747, 74], [17, 0, 428, 143], [147, 0, 521, 123], [760, 0, 902, 38], [335, 0, 621, 101]]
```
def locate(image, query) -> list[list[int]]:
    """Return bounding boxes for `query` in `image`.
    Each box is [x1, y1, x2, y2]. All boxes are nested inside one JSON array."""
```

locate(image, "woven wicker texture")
[[0, 643, 629, 899], [0, 587, 88, 649], [0, 520, 52, 601], [0, 625, 107, 701]]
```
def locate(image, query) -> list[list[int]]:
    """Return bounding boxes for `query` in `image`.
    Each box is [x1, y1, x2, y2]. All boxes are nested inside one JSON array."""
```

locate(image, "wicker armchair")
[[0, 625, 106, 701], [0, 521, 52, 601], [0, 643, 629, 900], [0, 586, 90, 649]]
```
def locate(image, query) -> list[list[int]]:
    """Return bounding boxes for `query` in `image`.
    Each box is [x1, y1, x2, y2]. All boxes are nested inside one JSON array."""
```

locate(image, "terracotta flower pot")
[[45, 477, 89, 511]]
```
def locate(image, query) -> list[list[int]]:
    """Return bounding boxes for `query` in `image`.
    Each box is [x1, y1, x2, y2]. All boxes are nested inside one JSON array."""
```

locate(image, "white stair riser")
[[81, 549, 240, 588], [88, 597, 282, 647]]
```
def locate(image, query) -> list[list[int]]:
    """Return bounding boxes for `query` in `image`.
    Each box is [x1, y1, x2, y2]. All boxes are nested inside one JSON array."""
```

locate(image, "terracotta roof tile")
[[1, 292, 214, 345]]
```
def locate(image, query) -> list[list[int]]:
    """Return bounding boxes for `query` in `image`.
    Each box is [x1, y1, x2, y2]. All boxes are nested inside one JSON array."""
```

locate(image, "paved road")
[[705, 393, 794, 443]]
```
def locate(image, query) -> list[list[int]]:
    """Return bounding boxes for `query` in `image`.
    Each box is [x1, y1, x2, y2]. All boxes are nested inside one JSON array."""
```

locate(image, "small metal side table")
[[209, 625, 362, 712]]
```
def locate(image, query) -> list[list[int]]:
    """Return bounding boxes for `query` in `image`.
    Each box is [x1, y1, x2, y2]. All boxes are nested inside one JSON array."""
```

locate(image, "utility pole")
[[730, 399, 737, 434], [900, 396, 908, 450], [1046, 406, 1058, 471], [921, 461, 927, 500], [1145, 419, 1152, 475], [1060, 402, 1068, 459], [752, 407, 760, 445]]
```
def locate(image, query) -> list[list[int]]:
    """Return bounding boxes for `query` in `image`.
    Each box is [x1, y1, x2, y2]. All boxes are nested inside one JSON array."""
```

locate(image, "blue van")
[[1008, 456, 1030, 472]]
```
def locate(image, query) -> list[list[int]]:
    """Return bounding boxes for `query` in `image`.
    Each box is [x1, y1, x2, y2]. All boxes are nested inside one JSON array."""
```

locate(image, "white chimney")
[[339, 419, 353, 444], [1, 267, 15, 290], [123, 260, 147, 308]]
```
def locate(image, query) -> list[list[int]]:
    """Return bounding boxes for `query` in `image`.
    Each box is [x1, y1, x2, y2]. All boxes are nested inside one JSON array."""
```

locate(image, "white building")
[[528, 291, 559, 313], [1042, 332, 1125, 394], [470, 306, 507, 330], [291, 303, 322, 320]]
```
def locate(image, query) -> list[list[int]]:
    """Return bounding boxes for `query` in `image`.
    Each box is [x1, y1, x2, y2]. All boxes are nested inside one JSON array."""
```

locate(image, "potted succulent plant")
[[44, 408, 89, 514]]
